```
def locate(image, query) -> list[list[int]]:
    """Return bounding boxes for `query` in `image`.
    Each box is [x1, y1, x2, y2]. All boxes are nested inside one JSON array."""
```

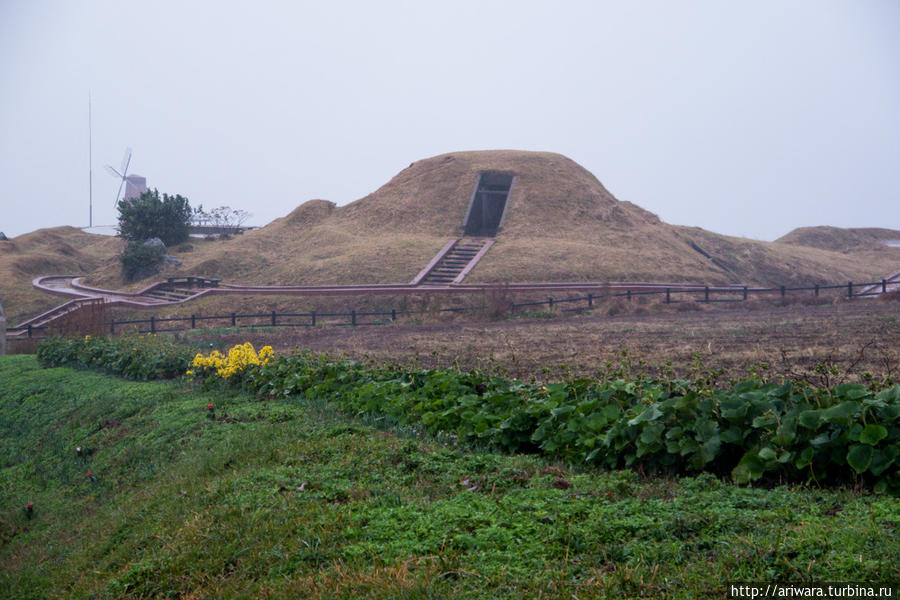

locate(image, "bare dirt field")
[[192, 296, 900, 385]]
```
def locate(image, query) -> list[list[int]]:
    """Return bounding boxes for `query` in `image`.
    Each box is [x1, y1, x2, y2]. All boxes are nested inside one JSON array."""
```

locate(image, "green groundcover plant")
[[37, 334, 193, 380], [195, 348, 900, 494], [36, 338, 900, 493]]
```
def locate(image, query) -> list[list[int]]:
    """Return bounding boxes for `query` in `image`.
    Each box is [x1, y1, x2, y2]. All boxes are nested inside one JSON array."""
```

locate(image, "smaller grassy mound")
[[0, 227, 122, 323], [778, 226, 900, 252], [2, 354, 899, 599]]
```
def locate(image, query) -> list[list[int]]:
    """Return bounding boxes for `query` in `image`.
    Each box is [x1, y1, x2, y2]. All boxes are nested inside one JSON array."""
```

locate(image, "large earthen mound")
[[8, 151, 900, 322], [88, 150, 900, 289]]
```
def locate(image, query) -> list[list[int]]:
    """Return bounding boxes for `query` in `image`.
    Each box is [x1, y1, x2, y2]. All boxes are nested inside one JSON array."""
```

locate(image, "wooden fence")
[[5, 279, 896, 339]]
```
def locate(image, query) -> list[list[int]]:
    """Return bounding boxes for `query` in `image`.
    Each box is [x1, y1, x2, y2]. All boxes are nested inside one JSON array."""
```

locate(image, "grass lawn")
[[1, 354, 898, 598]]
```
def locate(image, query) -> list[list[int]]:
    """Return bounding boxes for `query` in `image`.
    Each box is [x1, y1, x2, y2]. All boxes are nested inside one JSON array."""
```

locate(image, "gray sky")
[[2, 0, 898, 241]]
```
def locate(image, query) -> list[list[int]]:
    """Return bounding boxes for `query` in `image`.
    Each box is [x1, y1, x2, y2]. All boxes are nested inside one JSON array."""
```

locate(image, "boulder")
[[143, 237, 166, 250]]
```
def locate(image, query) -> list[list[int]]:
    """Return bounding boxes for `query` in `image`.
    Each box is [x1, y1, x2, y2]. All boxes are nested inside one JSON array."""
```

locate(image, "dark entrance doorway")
[[463, 172, 513, 237]]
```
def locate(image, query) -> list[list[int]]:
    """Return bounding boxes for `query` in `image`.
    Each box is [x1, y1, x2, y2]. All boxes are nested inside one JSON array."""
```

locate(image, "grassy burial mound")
[[0, 227, 122, 324], [89, 150, 899, 289], [6, 151, 900, 323], [777, 226, 900, 253]]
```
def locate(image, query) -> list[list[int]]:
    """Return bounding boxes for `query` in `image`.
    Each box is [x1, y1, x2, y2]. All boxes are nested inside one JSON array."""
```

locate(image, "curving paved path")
[[10, 268, 900, 336]]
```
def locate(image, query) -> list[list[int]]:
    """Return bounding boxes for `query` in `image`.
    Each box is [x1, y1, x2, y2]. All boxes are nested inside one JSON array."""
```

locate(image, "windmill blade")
[[115, 177, 126, 206], [121, 152, 132, 179], [120, 147, 132, 174], [105, 164, 123, 179]]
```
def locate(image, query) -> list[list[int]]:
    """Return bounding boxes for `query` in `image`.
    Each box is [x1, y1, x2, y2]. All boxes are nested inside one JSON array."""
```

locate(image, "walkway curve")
[[12, 269, 899, 336]]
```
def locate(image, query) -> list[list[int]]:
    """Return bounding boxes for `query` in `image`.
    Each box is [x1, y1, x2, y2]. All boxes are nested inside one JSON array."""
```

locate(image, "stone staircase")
[[418, 237, 493, 285], [140, 286, 198, 302]]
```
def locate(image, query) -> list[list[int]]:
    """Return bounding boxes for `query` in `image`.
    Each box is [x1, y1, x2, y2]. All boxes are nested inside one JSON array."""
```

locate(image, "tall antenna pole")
[[88, 92, 93, 228]]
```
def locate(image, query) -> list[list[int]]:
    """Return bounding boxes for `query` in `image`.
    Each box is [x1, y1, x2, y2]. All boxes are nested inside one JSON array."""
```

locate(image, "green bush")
[[37, 334, 192, 380], [120, 242, 165, 281], [117, 189, 192, 246]]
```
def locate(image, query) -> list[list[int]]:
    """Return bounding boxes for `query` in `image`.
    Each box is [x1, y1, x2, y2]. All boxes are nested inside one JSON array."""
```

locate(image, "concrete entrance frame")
[[462, 172, 515, 237]]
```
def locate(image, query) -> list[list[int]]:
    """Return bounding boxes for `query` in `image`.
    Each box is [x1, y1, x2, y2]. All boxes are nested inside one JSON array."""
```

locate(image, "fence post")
[[704, 286, 709, 303], [231, 312, 236, 327], [271, 310, 276, 326], [150, 316, 156, 334], [883, 279, 887, 294], [28, 324, 32, 338], [391, 308, 396, 321], [814, 284, 819, 297], [311, 311, 316, 327], [847, 281, 853, 299], [626, 290, 632, 302], [548, 297, 553, 311], [351, 309, 356, 326], [665, 288, 671, 304], [780, 286, 785, 298], [588, 293, 593, 308], [742, 286, 748, 301], [110, 320, 115, 334]]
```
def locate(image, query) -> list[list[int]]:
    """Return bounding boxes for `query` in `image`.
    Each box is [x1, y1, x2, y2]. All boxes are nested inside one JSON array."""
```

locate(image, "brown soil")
[[185, 297, 900, 385]]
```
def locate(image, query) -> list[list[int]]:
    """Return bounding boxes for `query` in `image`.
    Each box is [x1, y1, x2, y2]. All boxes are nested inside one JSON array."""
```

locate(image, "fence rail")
[[6, 279, 896, 340]]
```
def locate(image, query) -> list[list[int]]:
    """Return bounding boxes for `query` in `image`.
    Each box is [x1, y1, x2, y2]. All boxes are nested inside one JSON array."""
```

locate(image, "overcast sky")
[[1, 0, 898, 241]]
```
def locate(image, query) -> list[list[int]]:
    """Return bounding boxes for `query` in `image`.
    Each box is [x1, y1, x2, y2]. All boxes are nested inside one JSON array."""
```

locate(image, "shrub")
[[37, 334, 192, 380], [120, 242, 166, 281], [117, 189, 192, 246]]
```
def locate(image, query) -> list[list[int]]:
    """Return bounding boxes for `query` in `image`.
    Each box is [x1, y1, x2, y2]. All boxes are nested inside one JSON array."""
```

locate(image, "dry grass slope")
[[90, 150, 900, 289], [777, 226, 900, 251], [0, 227, 122, 323], [5, 151, 900, 322]]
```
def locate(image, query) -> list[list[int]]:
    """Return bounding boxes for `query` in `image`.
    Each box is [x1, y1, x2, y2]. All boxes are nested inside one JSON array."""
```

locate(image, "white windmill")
[[105, 148, 147, 205]]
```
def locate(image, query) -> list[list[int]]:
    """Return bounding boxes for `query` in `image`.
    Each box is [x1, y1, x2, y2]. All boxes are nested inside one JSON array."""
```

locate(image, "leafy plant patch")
[[208, 351, 900, 494], [37, 334, 192, 380]]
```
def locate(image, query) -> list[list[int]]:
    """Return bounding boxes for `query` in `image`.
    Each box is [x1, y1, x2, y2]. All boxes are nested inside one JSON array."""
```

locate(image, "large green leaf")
[[772, 415, 798, 446], [794, 446, 815, 469], [875, 386, 900, 403], [699, 435, 721, 465], [719, 397, 748, 420], [752, 414, 777, 428], [639, 423, 665, 445], [877, 405, 900, 422], [798, 410, 822, 429], [821, 401, 861, 423], [695, 419, 719, 442], [833, 383, 870, 401], [859, 424, 888, 445], [869, 446, 899, 476], [757, 446, 777, 461], [628, 405, 663, 425], [733, 452, 766, 484], [847, 444, 874, 474], [721, 426, 743, 444]]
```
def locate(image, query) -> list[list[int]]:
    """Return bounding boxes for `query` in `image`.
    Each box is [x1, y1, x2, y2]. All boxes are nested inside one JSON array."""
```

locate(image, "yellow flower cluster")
[[189, 342, 274, 379]]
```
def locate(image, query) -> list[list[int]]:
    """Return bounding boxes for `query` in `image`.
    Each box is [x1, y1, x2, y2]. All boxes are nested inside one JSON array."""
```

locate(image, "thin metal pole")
[[88, 92, 92, 228]]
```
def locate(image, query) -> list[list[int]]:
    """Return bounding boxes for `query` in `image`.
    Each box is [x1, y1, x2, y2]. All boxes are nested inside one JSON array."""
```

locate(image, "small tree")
[[117, 189, 192, 246], [192, 205, 252, 234]]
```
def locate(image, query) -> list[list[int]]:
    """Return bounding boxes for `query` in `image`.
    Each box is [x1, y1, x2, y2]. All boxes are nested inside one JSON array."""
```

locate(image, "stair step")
[[413, 236, 493, 285]]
